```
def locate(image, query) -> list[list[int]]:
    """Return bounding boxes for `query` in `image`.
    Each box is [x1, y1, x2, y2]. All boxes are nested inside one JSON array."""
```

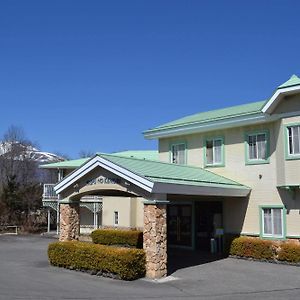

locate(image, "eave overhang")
[[152, 182, 250, 197], [262, 85, 300, 114], [55, 155, 250, 198]]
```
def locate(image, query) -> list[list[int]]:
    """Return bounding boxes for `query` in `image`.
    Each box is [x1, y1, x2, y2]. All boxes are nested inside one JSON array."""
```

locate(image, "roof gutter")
[[144, 113, 276, 140]]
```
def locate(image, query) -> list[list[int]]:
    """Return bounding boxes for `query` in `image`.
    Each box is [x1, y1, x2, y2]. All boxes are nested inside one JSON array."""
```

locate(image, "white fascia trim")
[[144, 113, 270, 140], [152, 182, 250, 197], [262, 85, 300, 114], [54, 156, 154, 194]]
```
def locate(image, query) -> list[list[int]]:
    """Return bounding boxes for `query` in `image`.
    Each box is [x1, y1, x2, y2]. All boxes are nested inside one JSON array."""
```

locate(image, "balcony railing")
[[43, 184, 58, 199]]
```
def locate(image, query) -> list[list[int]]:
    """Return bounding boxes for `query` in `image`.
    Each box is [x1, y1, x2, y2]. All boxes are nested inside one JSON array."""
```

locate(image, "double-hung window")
[[171, 143, 186, 164], [261, 207, 285, 238], [205, 137, 224, 166], [287, 125, 300, 157], [245, 131, 269, 164]]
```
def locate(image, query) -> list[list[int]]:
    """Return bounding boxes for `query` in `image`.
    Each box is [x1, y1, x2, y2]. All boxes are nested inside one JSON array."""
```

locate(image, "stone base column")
[[59, 202, 80, 241], [143, 203, 167, 279]]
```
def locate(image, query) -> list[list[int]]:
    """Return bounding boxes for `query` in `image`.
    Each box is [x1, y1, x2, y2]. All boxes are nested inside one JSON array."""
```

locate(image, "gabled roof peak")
[[278, 74, 300, 89]]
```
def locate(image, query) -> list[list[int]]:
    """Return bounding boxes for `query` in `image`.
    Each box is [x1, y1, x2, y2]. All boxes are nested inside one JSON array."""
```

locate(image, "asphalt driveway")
[[0, 235, 300, 300]]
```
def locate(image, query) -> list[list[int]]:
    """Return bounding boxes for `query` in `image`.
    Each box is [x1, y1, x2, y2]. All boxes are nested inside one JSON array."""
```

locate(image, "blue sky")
[[1, 1, 300, 158]]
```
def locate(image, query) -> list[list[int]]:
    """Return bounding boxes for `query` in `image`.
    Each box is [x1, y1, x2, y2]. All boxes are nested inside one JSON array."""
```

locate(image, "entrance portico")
[[54, 153, 250, 279]]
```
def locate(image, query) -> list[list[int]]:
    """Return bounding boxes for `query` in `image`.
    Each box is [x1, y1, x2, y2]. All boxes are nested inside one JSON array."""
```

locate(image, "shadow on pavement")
[[168, 248, 226, 275]]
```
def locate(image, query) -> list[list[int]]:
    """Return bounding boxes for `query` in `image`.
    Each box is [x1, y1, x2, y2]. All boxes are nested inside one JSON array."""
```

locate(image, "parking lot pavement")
[[1, 235, 300, 300]]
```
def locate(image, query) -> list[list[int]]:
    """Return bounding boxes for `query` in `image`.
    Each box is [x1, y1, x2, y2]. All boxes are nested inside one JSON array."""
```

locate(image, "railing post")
[[47, 208, 51, 233]]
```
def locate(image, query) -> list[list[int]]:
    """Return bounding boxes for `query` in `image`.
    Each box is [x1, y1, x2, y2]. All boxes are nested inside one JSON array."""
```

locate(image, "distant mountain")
[[0, 141, 64, 164]]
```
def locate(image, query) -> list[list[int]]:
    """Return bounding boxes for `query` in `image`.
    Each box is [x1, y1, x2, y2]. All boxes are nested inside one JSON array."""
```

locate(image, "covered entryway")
[[167, 200, 223, 252], [53, 154, 251, 279]]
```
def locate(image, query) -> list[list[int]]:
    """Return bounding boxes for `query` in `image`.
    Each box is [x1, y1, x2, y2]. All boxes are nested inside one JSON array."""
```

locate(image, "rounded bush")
[[230, 236, 273, 260]]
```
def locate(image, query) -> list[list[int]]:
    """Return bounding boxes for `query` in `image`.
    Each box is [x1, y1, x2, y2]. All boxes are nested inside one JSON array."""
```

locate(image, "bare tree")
[[78, 150, 94, 158], [0, 126, 42, 227]]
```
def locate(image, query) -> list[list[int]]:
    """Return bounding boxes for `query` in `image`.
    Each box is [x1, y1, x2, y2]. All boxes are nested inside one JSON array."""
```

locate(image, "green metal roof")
[[145, 100, 266, 133], [109, 150, 158, 161], [98, 153, 249, 190], [278, 74, 300, 89], [40, 157, 89, 169], [40, 150, 158, 169]]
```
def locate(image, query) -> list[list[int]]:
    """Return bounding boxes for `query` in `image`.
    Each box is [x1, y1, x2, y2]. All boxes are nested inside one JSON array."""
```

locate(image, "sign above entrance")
[[86, 175, 121, 186]]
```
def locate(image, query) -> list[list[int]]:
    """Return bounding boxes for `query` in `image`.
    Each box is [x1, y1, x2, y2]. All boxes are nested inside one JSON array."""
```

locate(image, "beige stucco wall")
[[273, 94, 300, 115], [102, 196, 131, 228], [101, 196, 144, 229], [159, 110, 300, 237]]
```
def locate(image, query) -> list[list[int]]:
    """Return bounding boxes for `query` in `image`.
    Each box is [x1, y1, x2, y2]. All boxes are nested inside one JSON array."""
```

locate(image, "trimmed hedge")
[[91, 229, 143, 248], [278, 242, 300, 263], [48, 241, 146, 280], [230, 236, 274, 260], [230, 236, 300, 264]]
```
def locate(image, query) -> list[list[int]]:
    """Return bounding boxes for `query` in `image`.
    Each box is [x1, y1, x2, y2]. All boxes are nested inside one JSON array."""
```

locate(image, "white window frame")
[[247, 132, 267, 161], [170, 143, 186, 165], [287, 125, 300, 156], [205, 137, 223, 166], [114, 211, 119, 226], [261, 207, 284, 238]]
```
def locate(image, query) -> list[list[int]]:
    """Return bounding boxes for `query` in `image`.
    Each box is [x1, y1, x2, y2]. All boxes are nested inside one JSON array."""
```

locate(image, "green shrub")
[[91, 229, 143, 248], [48, 241, 146, 280], [230, 236, 273, 260], [278, 242, 300, 263]]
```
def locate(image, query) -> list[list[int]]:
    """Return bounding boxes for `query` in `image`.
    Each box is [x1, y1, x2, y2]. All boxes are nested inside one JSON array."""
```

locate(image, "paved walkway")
[[0, 235, 300, 300]]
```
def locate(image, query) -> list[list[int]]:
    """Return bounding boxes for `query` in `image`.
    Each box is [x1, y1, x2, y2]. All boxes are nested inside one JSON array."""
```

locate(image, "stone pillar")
[[143, 202, 167, 279], [59, 201, 80, 241]]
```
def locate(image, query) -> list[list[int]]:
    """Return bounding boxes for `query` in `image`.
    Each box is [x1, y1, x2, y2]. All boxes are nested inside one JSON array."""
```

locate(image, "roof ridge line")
[[98, 152, 161, 163], [96, 154, 155, 184]]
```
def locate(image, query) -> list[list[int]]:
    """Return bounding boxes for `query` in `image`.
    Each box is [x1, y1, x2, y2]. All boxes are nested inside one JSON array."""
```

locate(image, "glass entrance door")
[[167, 204, 192, 247], [195, 201, 222, 251]]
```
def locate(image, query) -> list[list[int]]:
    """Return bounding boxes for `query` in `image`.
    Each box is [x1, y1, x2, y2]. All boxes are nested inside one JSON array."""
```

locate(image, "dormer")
[[262, 75, 300, 115]]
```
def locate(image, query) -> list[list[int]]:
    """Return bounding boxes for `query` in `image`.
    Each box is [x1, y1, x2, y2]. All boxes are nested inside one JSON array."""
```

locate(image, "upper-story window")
[[287, 125, 300, 156], [204, 137, 224, 167], [245, 131, 269, 165], [171, 143, 186, 164]]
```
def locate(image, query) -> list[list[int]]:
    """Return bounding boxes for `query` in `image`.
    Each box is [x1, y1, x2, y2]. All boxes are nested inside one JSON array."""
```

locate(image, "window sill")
[[245, 159, 270, 165], [204, 163, 225, 168], [260, 235, 286, 241], [285, 155, 300, 161]]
